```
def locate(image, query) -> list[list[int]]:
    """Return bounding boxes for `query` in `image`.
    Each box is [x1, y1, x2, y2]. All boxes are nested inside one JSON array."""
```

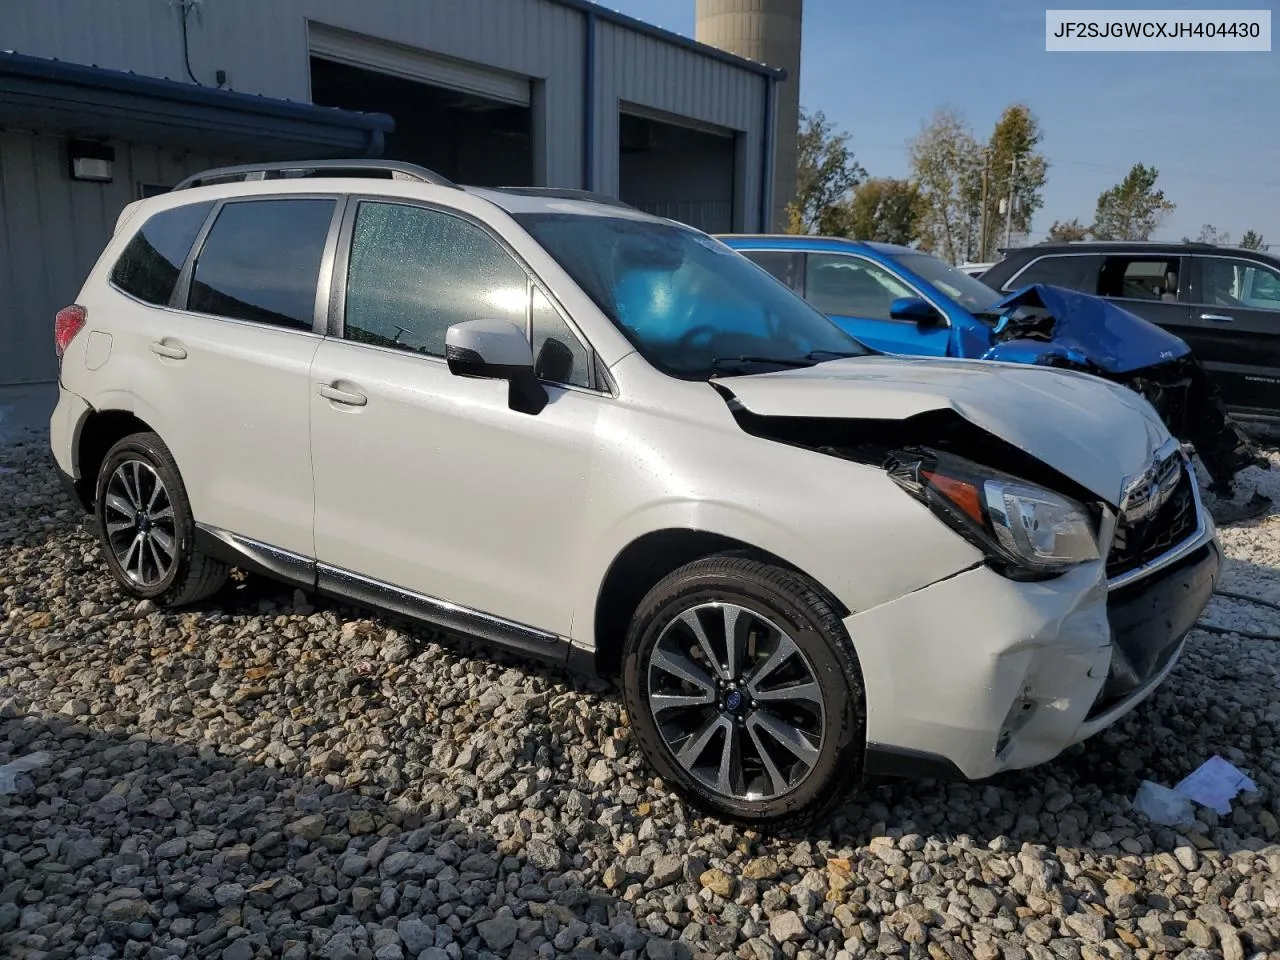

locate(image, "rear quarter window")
[[187, 198, 337, 329], [109, 201, 215, 306], [1003, 254, 1100, 293]]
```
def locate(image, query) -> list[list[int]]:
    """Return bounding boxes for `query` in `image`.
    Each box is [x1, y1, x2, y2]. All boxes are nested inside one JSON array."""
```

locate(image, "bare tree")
[[909, 109, 982, 264]]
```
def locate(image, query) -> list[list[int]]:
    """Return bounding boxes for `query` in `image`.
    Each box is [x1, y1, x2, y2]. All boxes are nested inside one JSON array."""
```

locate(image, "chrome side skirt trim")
[[194, 524, 575, 668], [315, 563, 564, 656]]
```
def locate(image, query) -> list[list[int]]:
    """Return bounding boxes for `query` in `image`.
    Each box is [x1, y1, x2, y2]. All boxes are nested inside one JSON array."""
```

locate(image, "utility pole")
[[979, 150, 990, 261], [1003, 154, 1018, 250]]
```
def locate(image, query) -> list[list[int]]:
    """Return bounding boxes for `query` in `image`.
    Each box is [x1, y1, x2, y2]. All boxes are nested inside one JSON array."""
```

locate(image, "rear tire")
[[621, 556, 866, 829], [94, 432, 228, 607]]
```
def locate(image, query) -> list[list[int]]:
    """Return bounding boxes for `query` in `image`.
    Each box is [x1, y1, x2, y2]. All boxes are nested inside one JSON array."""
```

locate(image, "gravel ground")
[[2, 428, 1279, 960]]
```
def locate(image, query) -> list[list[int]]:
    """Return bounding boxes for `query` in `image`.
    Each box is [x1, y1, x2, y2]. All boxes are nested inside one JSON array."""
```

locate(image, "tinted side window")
[[804, 254, 914, 320], [742, 251, 804, 291], [1201, 257, 1280, 312], [344, 201, 528, 357], [1004, 254, 1096, 292], [531, 287, 590, 387], [1097, 256, 1180, 301], [110, 202, 214, 306], [188, 199, 336, 329]]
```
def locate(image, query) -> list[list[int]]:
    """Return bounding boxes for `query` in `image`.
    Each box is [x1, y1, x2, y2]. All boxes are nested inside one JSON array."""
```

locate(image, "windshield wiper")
[[710, 355, 814, 372], [803, 350, 864, 361]]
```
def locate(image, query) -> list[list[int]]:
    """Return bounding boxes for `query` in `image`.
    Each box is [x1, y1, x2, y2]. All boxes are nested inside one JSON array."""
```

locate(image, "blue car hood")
[[983, 284, 1190, 375]]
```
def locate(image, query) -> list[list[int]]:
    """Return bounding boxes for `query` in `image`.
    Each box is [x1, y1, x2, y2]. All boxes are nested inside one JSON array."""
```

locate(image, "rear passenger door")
[[1185, 255, 1280, 416], [739, 250, 804, 294], [144, 195, 340, 558]]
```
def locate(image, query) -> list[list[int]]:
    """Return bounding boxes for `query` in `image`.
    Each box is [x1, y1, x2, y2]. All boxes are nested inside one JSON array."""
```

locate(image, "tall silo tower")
[[695, 0, 802, 232]]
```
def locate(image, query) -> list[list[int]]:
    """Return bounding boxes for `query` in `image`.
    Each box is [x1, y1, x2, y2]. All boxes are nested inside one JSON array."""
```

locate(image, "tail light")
[[55, 305, 87, 361]]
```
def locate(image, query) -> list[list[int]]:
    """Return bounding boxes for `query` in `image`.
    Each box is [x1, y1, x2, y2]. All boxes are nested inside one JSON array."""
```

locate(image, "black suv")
[[982, 242, 1280, 430]]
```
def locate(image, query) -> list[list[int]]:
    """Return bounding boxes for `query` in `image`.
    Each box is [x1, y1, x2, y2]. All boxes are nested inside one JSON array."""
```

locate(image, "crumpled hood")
[[987, 284, 1191, 374], [719, 355, 1171, 505]]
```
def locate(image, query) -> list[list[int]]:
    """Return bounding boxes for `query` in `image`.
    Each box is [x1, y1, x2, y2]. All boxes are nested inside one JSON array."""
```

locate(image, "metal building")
[[0, 0, 786, 386]]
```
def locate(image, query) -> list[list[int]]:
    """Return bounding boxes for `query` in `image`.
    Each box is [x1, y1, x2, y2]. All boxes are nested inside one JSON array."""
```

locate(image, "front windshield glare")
[[514, 213, 868, 377], [898, 252, 1002, 313]]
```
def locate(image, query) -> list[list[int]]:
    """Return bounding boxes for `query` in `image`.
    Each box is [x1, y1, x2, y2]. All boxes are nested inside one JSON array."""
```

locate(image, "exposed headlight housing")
[[887, 449, 1100, 581]]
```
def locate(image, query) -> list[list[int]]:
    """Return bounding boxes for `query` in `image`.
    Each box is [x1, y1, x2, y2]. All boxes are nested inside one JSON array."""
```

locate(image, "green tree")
[[1046, 218, 1090, 242], [978, 104, 1049, 259], [909, 108, 982, 264], [1092, 164, 1175, 241], [785, 109, 866, 235], [844, 177, 922, 245], [1240, 229, 1266, 250]]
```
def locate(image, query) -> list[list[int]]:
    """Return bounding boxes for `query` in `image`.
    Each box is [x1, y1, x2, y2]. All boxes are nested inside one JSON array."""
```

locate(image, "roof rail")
[[478, 186, 637, 209], [1041, 239, 1219, 248], [173, 160, 456, 191]]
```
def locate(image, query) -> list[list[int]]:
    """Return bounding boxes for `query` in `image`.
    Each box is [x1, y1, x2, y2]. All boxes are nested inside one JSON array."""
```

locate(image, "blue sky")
[[607, 0, 1280, 243]]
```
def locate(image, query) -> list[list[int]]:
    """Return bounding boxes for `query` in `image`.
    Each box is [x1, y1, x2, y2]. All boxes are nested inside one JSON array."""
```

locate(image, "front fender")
[[572, 487, 984, 651]]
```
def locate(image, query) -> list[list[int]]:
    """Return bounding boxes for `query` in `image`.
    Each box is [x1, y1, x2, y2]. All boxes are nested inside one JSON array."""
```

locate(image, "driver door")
[[308, 198, 602, 642], [802, 253, 950, 356]]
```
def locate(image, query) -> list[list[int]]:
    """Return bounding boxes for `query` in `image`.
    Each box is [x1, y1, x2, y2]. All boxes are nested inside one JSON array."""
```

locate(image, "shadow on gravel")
[[3, 432, 1280, 960], [83, 560, 1280, 863], [1, 710, 649, 960]]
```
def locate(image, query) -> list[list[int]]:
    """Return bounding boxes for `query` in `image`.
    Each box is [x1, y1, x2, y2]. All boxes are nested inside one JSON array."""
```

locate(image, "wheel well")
[[591, 530, 848, 680], [73, 410, 154, 511]]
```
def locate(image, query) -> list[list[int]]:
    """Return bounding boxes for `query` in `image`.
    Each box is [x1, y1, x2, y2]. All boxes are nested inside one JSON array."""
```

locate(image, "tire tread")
[[623, 554, 866, 831], [96, 431, 228, 608]]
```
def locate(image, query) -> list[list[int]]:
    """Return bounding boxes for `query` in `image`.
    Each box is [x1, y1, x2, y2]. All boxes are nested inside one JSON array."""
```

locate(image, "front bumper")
[[850, 533, 1220, 782]]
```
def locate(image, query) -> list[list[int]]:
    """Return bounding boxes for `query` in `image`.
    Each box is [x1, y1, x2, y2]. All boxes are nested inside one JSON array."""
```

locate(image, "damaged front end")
[[982, 284, 1268, 497], [719, 391, 1219, 776]]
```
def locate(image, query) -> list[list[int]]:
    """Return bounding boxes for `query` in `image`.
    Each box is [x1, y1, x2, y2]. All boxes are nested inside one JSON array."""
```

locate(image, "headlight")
[[887, 450, 1100, 581]]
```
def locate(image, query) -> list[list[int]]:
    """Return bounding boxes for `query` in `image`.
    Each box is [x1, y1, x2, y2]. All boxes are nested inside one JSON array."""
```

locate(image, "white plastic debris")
[[0, 752, 50, 794], [1132, 779, 1195, 826], [1173, 755, 1257, 816]]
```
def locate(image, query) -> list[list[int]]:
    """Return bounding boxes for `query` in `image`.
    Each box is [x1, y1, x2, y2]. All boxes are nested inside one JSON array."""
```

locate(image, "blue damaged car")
[[719, 234, 1267, 495]]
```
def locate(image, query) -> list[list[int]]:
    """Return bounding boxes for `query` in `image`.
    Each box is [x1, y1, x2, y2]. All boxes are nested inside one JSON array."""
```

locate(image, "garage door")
[[308, 22, 531, 107], [618, 104, 736, 234]]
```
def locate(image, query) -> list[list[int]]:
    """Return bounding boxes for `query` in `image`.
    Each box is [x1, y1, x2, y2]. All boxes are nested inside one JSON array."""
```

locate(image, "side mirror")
[[445, 319, 547, 415], [889, 296, 943, 326]]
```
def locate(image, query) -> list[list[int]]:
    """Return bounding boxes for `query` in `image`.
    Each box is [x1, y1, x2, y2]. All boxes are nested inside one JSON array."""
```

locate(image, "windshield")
[[896, 252, 1002, 313], [514, 213, 869, 378]]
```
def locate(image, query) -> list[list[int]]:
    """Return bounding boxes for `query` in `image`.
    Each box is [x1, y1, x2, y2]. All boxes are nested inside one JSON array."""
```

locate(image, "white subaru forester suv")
[[50, 161, 1220, 828]]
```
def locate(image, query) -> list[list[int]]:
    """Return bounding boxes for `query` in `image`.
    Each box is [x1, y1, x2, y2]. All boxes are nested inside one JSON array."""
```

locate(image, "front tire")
[[621, 556, 866, 828], [94, 432, 228, 607]]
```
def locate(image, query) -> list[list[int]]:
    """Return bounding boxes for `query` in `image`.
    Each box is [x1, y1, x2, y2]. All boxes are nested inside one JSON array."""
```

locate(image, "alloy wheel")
[[645, 602, 826, 801], [103, 459, 177, 587]]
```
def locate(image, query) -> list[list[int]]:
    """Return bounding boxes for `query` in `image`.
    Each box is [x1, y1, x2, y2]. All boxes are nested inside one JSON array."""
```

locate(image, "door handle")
[[318, 383, 367, 407], [149, 340, 187, 360], [1200, 313, 1234, 323]]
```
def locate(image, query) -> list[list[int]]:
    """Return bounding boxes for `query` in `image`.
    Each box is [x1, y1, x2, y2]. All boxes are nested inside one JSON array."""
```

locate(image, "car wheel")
[[622, 555, 866, 828], [94, 432, 229, 607]]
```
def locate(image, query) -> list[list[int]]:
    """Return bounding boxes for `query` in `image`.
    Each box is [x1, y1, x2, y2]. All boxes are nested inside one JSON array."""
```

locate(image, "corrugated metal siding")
[[0, 0, 771, 381], [0, 132, 236, 384], [594, 19, 765, 230], [0, 0, 766, 203], [0, 0, 588, 189]]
